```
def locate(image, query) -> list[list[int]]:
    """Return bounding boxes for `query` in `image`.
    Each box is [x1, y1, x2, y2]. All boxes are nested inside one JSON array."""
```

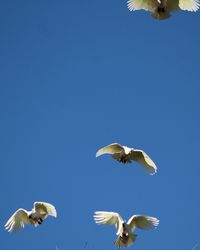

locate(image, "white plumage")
[[127, 0, 200, 19], [96, 143, 157, 175], [5, 202, 57, 232], [94, 211, 159, 247]]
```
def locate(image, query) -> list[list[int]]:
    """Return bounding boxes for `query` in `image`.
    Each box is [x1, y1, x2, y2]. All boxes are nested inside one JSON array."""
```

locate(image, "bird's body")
[[127, 0, 200, 19], [5, 202, 57, 232], [94, 211, 159, 247], [157, 0, 167, 9], [28, 210, 45, 226], [112, 146, 132, 164], [96, 143, 157, 175], [114, 222, 137, 248]]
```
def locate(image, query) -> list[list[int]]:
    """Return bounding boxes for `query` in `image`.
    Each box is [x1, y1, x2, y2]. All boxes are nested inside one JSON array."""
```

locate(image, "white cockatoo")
[[5, 202, 57, 232], [96, 143, 157, 175], [127, 0, 200, 19], [94, 211, 159, 247]]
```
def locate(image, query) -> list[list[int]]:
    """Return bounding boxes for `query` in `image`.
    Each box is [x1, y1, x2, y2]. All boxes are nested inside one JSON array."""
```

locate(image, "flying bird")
[[96, 143, 157, 175], [5, 201, 57, 232], [127, 0, 200, 19], [94, 211, 159, 248]]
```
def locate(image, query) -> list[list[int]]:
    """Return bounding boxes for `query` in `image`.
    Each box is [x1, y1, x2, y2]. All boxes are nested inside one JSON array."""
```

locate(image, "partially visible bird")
[[94, 211, 159, 248], [5, 201, 57, 232], [96, 143, 157, 175], [127, 0, 200, 19]]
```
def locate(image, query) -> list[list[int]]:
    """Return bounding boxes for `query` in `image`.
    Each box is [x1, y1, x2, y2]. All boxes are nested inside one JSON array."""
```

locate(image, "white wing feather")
[[127, 0, 156, 11], [34, 202, 57, 218], [96, 143, 124, 157], [94, 211, 123, 235], [130, 149, 157, 175], [127, 215, 159, 231], [5, 209, 30, 232], [179, 0, 200, 11]]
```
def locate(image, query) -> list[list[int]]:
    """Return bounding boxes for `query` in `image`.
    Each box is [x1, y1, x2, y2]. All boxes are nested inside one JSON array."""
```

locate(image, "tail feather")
[[114, 234, 137, 248], [151, 10, 171, 19]]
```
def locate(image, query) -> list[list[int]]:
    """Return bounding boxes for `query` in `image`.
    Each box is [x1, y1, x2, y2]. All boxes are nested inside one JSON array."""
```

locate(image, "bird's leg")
[[38, 218, 43, 225], [118, 156, 131, 164]]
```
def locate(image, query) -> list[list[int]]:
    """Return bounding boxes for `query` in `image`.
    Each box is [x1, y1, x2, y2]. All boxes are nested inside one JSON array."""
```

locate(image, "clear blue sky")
[[0, 1, 200, 250]]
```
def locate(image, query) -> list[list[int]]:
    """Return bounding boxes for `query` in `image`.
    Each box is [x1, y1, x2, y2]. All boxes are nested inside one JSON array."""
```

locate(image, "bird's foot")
[[38, 218, 43, 225]]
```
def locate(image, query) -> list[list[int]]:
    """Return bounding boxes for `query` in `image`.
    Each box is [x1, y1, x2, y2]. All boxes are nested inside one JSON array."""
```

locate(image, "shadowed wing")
[[34, 202, 57, 220], [127, 215, 159, 231], [96, 143, 124, 157], [179, 0, 200, 11], [127, 0, 156, 11], [5, 209, 30, 232], [130, 149, 157, 175], [94, 211, 123, 235], [164, 0, 179, 12]]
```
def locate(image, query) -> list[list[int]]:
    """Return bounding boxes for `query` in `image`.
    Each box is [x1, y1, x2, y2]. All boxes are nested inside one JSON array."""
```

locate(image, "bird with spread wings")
[[96, 143, 157, 175], [5, 201, 57, 232], [127, 0, 200, 19], [94, 211, 159, 247]]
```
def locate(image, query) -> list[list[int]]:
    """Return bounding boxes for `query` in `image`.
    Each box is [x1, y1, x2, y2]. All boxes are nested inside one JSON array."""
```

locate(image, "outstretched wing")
[[34, 202, 57, 220], [94, 211, 123, 235], [130, 149, 157, 175], [5, 209, 30, 232], [127, 0, 156, 11], [127, 215, 159, 231], [179, 0, 200, 11], [96, 143, 124, 157]]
